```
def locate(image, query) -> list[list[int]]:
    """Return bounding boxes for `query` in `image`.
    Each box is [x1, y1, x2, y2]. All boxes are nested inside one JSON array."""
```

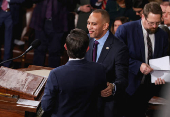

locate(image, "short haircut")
[[92, 9, 110, 24], [143, 2, 162, 18], [66, 28, 89, 58], [132, 0, 149, 9]]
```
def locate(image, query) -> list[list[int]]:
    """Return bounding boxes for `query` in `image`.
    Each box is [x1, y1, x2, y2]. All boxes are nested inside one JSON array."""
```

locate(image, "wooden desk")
[[147, 96, 168, 117], [0, 65, 53, 117], [0, 100, 38, 117]]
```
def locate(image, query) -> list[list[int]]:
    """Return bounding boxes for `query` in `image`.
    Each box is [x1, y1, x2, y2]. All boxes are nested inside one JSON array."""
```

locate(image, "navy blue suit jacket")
[[115, 20, 168, 95], [41, 59, 107, 117], [85, 31, 129, 99]]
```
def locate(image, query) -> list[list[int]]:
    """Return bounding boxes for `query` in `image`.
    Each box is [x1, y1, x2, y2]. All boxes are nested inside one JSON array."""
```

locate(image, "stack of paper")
[[149, 56, 170, 83]]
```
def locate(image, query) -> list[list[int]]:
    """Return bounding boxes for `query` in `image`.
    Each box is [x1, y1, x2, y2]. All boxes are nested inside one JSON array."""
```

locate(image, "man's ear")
[[141, 14, 145, 20], [64, 43, 67, 50], [103, 23, 109, 30], [86, 46, 89, 52]]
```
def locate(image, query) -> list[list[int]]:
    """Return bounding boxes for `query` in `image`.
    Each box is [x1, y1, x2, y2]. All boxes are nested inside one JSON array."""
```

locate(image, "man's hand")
[[101, 82, 114, 97], [79, 4, 91, 13], [140, 63, 153, 75], [155, 78, 165, 85]]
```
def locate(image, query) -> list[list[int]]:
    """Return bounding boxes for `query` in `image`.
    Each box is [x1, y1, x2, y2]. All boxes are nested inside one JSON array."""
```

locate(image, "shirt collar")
[[94, 30, 109, 45], [141, 20, 147, 35], [69, 58, 84, 61]]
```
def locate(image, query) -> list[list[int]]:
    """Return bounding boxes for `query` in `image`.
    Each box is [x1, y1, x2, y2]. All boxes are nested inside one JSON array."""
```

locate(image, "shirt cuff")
[[112, 83, 116, 95]]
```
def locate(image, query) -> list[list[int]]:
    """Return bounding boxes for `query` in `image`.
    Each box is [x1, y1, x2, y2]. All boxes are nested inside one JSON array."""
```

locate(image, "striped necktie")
[[147, 33, 153, 63]]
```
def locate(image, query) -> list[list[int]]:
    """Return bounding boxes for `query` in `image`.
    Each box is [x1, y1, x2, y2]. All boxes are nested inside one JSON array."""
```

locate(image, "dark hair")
[[115, 16, 129, 24], [143, 2, 162, 18], [66, 28, 89, 58], [132, 0, 149, 8], [111, 16, 129, 34], [92, 9, 110, 24]]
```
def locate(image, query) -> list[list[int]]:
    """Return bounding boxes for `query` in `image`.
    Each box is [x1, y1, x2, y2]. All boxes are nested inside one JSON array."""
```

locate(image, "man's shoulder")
[[109, 32, 127, 47], [52, 60, 105, 71], [121, 20, 140, 27]]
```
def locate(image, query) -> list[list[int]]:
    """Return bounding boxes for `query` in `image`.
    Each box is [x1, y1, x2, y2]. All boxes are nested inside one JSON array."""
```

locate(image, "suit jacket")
[[30, 0, 74, 32], [115, 20, 168, 95], [76, 0, 91, 32], [41, 59, 107, 117], [76, 0, 99, 32], [85, 31, 129, 99], [0, 0, 25, 24]]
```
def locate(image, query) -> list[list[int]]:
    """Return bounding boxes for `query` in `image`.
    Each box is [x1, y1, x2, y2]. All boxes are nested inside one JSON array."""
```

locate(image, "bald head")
[[87, 9, 110, 40], [92, 9, 110, 24]]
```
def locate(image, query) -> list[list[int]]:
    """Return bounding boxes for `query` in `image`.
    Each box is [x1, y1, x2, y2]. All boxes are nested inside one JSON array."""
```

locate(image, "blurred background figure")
[[132, 0, 149, 18], [75, 0, 92, 33], [106, 0, 137, 28], [160, 0, 170, 24], [110, 16, 128, 34], [159, 25, 170, 55], [163, 5, 170, 29], [75, 0, 103, 33], [29, 0, 74, 68], [0, 0, 25, 67]]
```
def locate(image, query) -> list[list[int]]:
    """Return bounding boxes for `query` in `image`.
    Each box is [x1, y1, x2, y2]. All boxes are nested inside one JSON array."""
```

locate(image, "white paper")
[[26, 69, 51, 78], [151, 70, 170, 83], [17, 99, 40, 107], [149, 56, 170, 83], [149, 56, 170, 70]]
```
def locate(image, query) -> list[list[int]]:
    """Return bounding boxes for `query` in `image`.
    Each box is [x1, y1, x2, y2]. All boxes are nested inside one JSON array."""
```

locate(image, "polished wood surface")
[[0, 65, 51, 117]]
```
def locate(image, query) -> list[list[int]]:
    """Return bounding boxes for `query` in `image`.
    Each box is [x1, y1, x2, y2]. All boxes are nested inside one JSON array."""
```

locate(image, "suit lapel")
[[88, 38, 94, 61], [97, 32, 113, 63], [153, 28, 160, 58], [137, 20, 145, 62]]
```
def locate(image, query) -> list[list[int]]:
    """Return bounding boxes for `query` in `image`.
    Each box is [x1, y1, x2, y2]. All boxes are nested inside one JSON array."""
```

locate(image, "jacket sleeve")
[[41, 70, 59, 112], [115, 25, 142, 75]]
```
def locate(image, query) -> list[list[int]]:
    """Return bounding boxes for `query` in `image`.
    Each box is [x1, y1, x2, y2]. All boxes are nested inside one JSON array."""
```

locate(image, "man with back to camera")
[[41, 28, 107, 117], [115, 2, 168, 117], [85, 9, 129, 117]]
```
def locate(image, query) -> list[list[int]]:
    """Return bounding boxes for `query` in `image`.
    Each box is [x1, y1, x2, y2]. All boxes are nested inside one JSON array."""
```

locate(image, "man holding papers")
[[115, 2, 168, 117]]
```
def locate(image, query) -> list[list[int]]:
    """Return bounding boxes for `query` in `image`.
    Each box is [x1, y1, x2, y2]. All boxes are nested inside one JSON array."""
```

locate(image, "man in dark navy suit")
[[115, 2, 168, 117], [41, 28, 107, 117], [85, 9, 129, 117], [30, 0, 74, 68], [0, 0, 25, 67]]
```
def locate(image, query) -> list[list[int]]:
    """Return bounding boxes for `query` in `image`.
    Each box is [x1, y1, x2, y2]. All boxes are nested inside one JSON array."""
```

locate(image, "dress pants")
[[0, 10, 13, 67], [98, 96, 124, 117], [33, 19, 64, 68]]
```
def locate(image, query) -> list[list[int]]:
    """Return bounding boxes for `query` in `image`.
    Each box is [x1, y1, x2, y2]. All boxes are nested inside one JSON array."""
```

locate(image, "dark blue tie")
[[93, 41, 99, 62]]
